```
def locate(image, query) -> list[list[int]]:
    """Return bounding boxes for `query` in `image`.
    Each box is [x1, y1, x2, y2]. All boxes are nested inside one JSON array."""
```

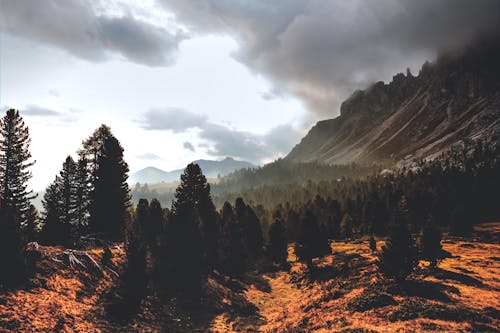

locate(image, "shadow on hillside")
[[432, 268, 483, 287], [386, 279, 459, 303]]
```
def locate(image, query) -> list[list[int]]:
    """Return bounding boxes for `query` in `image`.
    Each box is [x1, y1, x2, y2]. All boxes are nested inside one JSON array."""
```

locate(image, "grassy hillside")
[[1, 223, 498, 332]]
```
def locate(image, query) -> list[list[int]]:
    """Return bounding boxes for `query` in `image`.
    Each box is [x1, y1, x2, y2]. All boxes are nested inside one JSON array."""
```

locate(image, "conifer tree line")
[[40, 124, 130, 245]]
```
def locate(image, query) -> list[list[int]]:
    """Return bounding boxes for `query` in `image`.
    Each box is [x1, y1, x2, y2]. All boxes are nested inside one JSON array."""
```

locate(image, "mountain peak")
[[287, 39, 500, 165]]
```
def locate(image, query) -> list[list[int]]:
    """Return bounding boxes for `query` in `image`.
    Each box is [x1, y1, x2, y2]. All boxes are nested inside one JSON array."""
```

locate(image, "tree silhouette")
[[90, 135, 130, 240], [219, 202, 246, 276], [340, 212, 353, 239], [235, 197, 263, 261], [25, 204, 40, 243], [267, 212, 287, 268], [0, 109, 35, 226], [420, 219, 443, 268], [0, 207, 26, 288], [110, 206, 147, 319], [377, 196, 417, 282], [297, 209, 329, 269], [41, 177, 70, 245], [160, 164, 208, 295]]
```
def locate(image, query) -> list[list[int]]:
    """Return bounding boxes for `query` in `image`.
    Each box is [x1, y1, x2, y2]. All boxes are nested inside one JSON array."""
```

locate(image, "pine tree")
[[219, 202, 246, 276], [340, 213, 353, 239], [159, 164, 208, 295], [420, 220, 443, 268], [0, 109, 35, 226], [377, 196, 417, 282], [25, 204, 40, 243], [110, 207, 147, 319], [74, 156, 90, 232], [0, 207, 26, 288], [297, 209, 329, 269], [59, 156, 77, 228], [147, 199, 164, 250], [267, 213, 287, 267], [41, 177, 70, 245], [90, 135, 130, 240], [235, 197, 263, 260]]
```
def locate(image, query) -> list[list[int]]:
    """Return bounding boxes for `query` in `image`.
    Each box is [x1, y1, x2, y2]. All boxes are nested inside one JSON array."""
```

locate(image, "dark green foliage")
[[235, 197, 263, 260], [74, 156, 90, 230], [377, 196, 417, 282], [0, 109, 35, 225], [219, 202, 246, 276], [388, 299, 488, 323], [159, 164, 208, 295], [420, 220, 443, 268], [340, 213, 353, 239], [110, 208, 147, 319], [0, 208, 26, 289], [267, 216, 287, 267], [25, 204, 40, 243], [90, 134, 130, 240], [146, 199, 164, 250], [41, 177, 70, 245], [346, 289, 396, 312], [41, 157, 81, 245], [297, 209, 329, 268]]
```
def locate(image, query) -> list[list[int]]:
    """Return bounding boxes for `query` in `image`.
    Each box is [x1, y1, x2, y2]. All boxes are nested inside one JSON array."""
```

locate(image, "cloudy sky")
[[1, 0, 499, 190]]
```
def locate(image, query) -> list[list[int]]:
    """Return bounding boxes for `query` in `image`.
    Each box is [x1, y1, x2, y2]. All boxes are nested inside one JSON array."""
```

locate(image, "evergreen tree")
[[41, 177, 70, 245], [110, 207, 147, 319], [0, 109, 35, 225], [0, 207, 26, 288], [25, 204, 40, 243], [160, 164, 207, 295], [377, 196, 417, 282], [420, 220, 443, 268], [59, 156, 77, 228], [147, 199, 164, 250], [90, 135, 130, 240], [74, 156, 90, 232], [235, 197, 263, 260], [297, 209, 329, 269], [340, 213, 353, 239], [267, 213, 287, 267], [219, 202, 246, 276]]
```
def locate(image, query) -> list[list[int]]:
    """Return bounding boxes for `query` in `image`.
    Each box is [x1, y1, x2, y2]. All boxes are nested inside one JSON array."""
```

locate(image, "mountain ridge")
[[286, 38, 500, 165], [129, 157, 256, 184]]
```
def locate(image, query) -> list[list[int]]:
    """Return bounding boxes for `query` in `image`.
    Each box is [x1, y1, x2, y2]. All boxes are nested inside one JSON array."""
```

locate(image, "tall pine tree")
[[0, 109, 35, 225], [90, 135, 130, 240]]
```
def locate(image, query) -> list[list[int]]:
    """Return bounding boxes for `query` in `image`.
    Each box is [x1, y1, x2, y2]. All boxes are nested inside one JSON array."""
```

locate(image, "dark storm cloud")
[[161, 0, 500, 116], [0, 0, 186, 66], [141, 108, 303, 162]]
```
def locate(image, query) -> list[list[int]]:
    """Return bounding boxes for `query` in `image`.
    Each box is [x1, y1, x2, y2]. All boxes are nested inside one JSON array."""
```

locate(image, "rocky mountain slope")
[[286, 39, 500, 165], [129, 157, 255, 184]]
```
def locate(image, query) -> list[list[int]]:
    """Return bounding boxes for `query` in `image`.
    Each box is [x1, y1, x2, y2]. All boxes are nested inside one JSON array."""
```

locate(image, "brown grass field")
[[0, 223, 498, 332]]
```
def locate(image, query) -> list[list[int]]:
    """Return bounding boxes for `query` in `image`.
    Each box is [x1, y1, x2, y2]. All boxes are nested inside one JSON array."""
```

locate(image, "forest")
[[0, 108, 499, 332]]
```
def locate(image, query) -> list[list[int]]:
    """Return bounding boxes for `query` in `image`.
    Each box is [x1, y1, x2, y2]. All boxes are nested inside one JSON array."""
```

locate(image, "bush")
[[346, 289, 396, 312]]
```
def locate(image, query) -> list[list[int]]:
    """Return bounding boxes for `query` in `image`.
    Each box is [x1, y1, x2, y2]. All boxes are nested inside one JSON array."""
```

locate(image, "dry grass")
[[0, 223, 498, 332]]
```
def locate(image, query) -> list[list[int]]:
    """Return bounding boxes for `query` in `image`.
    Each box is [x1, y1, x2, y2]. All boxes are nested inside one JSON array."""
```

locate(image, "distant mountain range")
[[129, 157, 256, 184], [286, 38, 500, 165]]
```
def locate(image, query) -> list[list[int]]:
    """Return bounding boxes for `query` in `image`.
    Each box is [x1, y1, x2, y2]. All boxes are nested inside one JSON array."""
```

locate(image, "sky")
[[1, 0, 499, 190]]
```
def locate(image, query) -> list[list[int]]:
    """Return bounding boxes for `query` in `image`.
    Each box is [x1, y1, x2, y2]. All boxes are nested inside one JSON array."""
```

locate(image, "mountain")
[[129, 157, 256, 184], [287, 38, 500, 165]]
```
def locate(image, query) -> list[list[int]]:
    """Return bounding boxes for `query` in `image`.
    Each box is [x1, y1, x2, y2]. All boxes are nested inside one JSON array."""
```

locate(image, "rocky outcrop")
[[286, 39, 500, 165]]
